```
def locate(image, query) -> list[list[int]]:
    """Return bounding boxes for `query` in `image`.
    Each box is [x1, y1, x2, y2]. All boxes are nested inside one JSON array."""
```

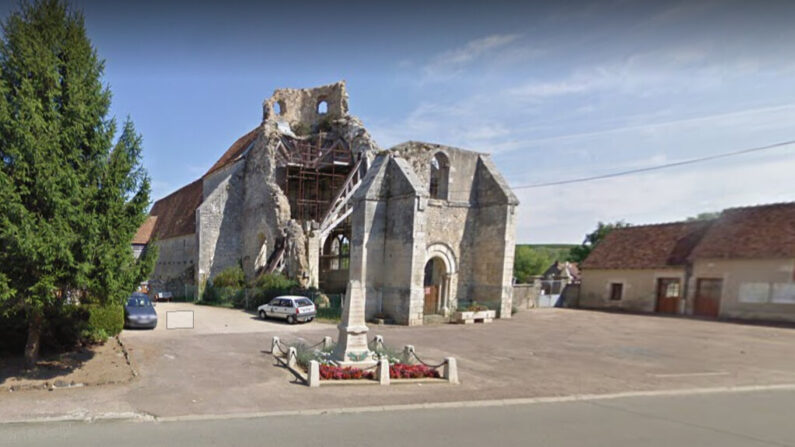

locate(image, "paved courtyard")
[[123, 302, 330, 337], [1, 308, 794, 422]]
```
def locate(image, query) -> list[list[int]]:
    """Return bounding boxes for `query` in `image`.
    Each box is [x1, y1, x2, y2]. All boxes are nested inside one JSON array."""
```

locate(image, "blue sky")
[[3, 0, 795, 243]]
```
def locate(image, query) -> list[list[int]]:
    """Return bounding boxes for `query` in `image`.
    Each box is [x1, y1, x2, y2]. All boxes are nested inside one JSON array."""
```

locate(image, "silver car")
[[258, 296, 316, 324]]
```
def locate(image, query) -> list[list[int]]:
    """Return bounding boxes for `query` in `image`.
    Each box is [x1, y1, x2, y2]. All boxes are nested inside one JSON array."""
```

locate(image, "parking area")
[[121, 303, 333, 338], [3, 308, 795, 422]]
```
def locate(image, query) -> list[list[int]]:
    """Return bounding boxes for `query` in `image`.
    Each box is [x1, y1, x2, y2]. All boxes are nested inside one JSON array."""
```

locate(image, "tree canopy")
[[567, 221, 630, 264], [0, 0, 156, 367]]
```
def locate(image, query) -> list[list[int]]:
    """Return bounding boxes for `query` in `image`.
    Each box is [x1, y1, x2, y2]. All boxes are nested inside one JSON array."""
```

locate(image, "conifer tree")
[[0, 0, 156, 367]]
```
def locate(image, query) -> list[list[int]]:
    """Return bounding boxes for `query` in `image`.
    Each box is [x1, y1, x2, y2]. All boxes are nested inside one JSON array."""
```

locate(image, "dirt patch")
[[0, 337, 136, 392]]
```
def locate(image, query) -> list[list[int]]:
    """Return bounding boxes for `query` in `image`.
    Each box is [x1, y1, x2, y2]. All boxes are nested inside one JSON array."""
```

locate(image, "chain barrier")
[[274, 340, 290, 355], [410, 351, 446, 369]]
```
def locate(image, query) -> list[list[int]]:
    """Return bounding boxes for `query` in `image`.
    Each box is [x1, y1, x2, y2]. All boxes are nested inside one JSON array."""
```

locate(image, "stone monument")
[[331, 280, 376, 367]]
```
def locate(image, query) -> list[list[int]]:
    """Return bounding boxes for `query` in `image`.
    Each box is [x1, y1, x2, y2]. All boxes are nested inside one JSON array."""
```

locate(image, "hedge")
[[0, 301, 123, 355], [83, 303, 124, 343]]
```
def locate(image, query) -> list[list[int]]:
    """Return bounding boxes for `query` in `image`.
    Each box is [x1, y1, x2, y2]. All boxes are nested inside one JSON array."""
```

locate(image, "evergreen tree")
[[0, 0, 155, 368]]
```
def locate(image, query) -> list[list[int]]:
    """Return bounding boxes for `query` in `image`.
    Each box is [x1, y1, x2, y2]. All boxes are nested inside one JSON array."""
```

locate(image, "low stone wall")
[[513, 282, 541, 310]]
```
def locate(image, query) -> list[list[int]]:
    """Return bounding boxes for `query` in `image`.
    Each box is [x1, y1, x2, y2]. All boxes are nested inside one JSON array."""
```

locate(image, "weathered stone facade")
[[141, 82, 519, 324]]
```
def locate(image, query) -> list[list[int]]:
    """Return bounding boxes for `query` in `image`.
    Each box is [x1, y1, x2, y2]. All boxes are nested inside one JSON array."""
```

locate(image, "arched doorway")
[[423, 257, 447, 315]]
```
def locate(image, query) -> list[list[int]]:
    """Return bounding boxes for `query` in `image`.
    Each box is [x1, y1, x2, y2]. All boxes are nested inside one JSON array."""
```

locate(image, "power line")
[[508, 139, 795, 190]]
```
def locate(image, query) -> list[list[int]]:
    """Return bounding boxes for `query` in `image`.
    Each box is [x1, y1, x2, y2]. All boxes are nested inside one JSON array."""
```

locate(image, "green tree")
[[513, 245, 552, 283], [568, 221, 630, 264], [686, 211, 721, 221], [0, 1, 154, 368]]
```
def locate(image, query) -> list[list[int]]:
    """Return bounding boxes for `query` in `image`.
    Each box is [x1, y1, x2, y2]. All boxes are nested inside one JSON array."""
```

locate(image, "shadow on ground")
[[0, 348, 96, 386]]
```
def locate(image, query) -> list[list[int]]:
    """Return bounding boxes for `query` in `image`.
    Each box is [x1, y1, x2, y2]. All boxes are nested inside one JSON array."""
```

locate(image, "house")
[[134, 82, 519, 325], [131, 216, 157, 259], [579, 202, 795, 323], [579, 220, 709, 313], [687, 202, 795, 321]]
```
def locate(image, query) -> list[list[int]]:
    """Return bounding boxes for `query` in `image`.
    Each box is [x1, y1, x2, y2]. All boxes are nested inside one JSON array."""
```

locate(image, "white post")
[[287, 347, 297, 369], [308, 360, 320, 387], [374, 335, 384, 350], [378, 358, 390, 385], [402, 345, 415, 364], [323, 336, 333, 350], [443, 357, 459, 384], [271, 336, 280, 356]]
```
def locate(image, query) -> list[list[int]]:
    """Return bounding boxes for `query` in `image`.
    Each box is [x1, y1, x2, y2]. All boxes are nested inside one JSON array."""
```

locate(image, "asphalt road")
[[4, 389, 795, 446]]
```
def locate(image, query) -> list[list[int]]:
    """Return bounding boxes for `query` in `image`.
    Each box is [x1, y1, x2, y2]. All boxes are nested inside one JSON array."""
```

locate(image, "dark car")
[[124, 292, 158, 329]]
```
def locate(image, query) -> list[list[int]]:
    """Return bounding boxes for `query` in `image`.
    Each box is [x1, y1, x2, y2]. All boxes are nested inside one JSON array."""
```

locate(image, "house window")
[[429, 152, 449, 200], [317, 100, 328, 114], [610, 283, 623, 301], [664, 281, 680, 298]]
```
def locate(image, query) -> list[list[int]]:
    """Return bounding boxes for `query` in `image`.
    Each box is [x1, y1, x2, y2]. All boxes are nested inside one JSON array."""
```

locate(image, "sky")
[[2, 0, 795, 244]]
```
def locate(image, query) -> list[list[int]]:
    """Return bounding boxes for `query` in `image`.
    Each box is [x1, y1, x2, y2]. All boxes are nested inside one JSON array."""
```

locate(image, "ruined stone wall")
[[389, 143, 518, 316], [391, 142, 481, 203], [196, 161, 245, 284], [239, 129, 294, 280], [348, 155, 389, 319], [150, 234, 196, 297], [262, 81, 349, 128], [466, 157, 518, 317], [423, 202, 470, 310]]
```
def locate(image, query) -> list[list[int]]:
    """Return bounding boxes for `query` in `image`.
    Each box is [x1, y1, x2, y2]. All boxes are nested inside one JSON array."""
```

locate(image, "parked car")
[[124, 292, 158, 329], [153, 291, 173, 302], [258, 296, 316, 324]]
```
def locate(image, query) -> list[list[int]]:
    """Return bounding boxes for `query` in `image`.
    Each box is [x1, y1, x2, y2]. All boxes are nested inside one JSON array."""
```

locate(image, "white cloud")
[[422, 33, 522, 80], [508, 79, 594, 99], [514, 155, 795, 243]]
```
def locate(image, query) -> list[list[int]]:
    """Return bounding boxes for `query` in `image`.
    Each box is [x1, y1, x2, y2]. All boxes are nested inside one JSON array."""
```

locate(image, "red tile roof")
[[134, 128, 261, 243], [148, 179, 203, 240], [581, 221, 711, 270], [132, 216, 158, 244], [204, 127, 259, 177], [689, 202, 795, 260]]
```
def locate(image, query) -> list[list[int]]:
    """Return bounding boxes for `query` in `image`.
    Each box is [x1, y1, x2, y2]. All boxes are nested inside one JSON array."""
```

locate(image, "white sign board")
[[772, 283, 795, 304], [166, 310, 194, 329], [738, 282, 770, 303]]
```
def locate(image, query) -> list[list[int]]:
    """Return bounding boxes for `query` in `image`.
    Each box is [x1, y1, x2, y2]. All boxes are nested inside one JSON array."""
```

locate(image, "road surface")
[[3, 389, 794, 446]]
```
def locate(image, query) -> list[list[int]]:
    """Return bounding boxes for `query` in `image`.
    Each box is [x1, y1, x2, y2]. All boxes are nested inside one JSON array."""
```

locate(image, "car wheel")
[[286, 315, 296, 325], [259, 310, 266, 320]]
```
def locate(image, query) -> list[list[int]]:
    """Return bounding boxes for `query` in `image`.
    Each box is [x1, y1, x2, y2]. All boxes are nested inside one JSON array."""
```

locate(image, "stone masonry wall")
[[196, 161, 245, 285], [150, 234, 196, 297]]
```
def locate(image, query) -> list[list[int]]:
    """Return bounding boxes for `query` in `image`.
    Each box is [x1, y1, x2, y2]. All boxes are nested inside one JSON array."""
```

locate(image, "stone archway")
[[423, 243, 458, 316]]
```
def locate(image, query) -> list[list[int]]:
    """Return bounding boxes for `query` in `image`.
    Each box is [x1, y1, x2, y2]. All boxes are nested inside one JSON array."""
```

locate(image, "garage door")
[[694, 278, 722, 318]]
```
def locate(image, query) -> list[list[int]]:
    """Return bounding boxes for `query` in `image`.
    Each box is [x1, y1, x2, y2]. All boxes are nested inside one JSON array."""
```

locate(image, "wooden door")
[[656, 278, 681, 314], [424, 285, 439, 315], [694, 278, 722, 318]]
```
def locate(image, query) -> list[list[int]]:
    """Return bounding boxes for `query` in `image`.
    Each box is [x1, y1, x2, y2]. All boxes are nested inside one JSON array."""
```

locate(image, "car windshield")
[[295, 298, 313, 307], [127, 296, 152, 307]]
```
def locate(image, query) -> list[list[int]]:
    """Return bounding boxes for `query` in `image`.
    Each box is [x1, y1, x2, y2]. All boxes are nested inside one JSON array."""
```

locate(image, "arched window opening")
[[274, 100, 285, 116], [323, 234, 350, 272], [317, 100, 328, 115], [429, 152, 449, 200]]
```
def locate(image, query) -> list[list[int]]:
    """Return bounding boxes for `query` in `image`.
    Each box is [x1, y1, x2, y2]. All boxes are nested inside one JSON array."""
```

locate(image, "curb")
[[4, 383, 795, 426]]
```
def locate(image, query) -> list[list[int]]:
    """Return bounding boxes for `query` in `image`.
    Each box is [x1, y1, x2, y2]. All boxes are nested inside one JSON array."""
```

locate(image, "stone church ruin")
[[136, 82, 518, 325]]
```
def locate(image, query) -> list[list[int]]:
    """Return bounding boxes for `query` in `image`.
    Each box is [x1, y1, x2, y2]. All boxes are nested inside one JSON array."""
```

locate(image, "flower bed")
[[318, 363, 440, 381], [319, 365, 374, 380], [389, 363, 440, 379]]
